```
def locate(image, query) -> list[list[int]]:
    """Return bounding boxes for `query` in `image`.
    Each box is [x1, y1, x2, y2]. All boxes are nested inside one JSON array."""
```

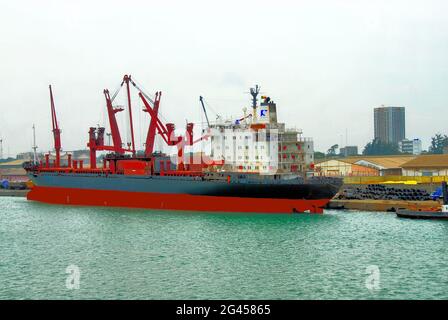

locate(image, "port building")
[[352, 155, 416, 176], [401, 154, 448, 176], [0, 159, 28, 182], [315, 155, 416, 176], [314, 159, 379, 176]]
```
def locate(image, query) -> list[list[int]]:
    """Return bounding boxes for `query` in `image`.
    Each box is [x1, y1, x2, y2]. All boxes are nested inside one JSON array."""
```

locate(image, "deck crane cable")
[[202, 98, 220, 120], [129, 77, 155, 105], [110, 80, 125, 102], [109, 77, 170, 143], [130, 77, 172, 125]]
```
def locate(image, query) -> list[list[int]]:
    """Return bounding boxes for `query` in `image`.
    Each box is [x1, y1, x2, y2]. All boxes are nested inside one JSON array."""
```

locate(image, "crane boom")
[[49, 85, 61, 167], [199, 96, 210, 128], [139, 92, 175, 145], [104, 89, 124, 154], [144, 91, 162, 157]]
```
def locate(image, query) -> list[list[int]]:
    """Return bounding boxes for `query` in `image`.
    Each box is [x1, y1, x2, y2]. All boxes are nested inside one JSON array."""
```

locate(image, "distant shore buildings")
[[339, 146, 358, 157], [398, 138, 422, 155], [374, 106, 405, 145], [315, 154, 448, 177]]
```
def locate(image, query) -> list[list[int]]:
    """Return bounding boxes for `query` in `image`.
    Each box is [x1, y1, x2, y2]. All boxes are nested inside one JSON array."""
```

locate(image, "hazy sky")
[[1, 0, 447, 157]]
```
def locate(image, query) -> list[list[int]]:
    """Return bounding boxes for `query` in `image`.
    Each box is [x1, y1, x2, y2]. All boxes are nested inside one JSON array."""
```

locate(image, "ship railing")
[[285, 127, 302, 133], [38, 167, 112, 174]]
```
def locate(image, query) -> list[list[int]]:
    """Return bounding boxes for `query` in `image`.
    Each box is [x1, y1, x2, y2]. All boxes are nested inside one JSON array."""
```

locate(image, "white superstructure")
[[209, 86, 314, 175]]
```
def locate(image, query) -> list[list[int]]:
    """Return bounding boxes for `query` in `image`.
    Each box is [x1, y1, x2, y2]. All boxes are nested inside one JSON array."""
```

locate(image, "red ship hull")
[[27, 186, 329, 214]]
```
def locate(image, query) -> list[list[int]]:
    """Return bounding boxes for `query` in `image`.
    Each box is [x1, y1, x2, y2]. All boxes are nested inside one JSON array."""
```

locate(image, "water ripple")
[[1, 197, 448, 299]]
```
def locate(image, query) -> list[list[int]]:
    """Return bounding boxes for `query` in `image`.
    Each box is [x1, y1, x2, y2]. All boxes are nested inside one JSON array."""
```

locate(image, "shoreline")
[[0, 189, 29, 197]]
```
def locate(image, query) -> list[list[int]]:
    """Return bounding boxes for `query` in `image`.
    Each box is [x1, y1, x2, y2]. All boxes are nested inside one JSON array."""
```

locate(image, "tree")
[[314, 151, 326, 160], [326, 144, 339, 157], [428, 133, 448, 154], [362, 138, 399, 156]]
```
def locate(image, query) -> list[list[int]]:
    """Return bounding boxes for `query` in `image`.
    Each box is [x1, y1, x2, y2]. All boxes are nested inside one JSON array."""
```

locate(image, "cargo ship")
[[24, 75, 341, 214]]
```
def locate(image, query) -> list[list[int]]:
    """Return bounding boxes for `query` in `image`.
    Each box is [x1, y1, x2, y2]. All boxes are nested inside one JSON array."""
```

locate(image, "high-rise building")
[[399, 139, 422, 155], [374, 106, 405, 145]]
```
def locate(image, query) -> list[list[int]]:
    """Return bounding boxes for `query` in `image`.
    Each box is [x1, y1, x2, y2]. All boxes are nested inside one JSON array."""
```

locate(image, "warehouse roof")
[[314, 158, 356, 165], [0, 159, 28, 167], [315, 155, 416, 168], [401, 154, 448, 169], [354, 157, 415, 169], [0, 167, 26, 175]]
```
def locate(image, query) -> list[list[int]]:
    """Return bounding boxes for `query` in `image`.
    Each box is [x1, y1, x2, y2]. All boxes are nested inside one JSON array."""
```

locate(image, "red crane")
[[87, 75, 145, 167], [49, 85, 61, 167], [139, 92, 194, 171], [86, 89, 131, 168], [87, 74, 216, 173], [144, 91, 161, 158], [103, 88, 125, 154]]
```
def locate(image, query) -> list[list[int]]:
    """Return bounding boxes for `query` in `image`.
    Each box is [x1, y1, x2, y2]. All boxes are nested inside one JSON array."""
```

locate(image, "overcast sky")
[[1, 0, 447, 157]]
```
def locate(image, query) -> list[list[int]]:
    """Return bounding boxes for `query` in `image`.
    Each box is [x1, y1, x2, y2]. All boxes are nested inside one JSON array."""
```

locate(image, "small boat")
[[396, 182, 448, 220], [396, 209, 448, 220]]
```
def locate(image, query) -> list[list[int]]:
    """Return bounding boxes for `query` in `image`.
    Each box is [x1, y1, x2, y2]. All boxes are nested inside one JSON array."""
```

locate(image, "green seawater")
[[1, 196, 448, 300]]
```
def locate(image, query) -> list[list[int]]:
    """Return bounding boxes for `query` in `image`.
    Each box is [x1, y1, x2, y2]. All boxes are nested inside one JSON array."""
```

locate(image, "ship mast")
[[32, 124, 38, 164], [250, 85, 260, 123]]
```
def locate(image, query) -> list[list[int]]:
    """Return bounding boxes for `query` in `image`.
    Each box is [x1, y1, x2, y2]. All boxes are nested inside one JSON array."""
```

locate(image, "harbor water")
[[1, 196, 448, 300]]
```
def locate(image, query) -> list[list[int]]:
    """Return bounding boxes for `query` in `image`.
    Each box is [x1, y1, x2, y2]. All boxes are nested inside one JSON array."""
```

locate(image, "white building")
[[399, 138, 422, 155], [209, 88, 314, 175]]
